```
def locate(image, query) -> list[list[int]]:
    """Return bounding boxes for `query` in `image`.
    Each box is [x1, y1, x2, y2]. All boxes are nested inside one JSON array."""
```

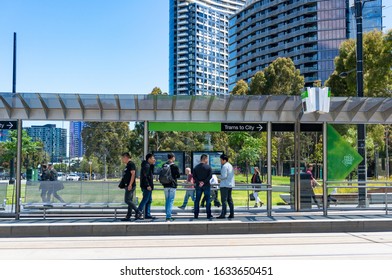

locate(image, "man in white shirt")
[[217, 154, 235, 219]]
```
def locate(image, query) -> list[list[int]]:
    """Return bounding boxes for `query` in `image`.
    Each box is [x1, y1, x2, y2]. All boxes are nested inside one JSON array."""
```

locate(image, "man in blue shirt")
[[217, 154, 235, 219]]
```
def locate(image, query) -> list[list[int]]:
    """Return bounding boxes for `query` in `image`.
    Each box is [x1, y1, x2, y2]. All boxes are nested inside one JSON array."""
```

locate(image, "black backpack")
[[159, 163, 173, 185]]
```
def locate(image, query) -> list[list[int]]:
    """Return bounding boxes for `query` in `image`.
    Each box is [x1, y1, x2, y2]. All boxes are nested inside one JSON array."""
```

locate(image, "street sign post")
[[0, 121, 17, 130]]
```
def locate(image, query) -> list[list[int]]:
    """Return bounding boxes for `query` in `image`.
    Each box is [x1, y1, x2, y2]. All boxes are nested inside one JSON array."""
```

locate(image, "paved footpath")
[[1, 232, 392, 260]]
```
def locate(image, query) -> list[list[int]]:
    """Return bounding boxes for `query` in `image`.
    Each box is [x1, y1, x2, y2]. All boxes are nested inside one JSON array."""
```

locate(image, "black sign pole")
[[13, 33, 23, 220]]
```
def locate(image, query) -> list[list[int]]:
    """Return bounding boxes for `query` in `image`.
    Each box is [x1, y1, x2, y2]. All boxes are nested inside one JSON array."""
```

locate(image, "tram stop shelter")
[[1, 92, 392, 219]]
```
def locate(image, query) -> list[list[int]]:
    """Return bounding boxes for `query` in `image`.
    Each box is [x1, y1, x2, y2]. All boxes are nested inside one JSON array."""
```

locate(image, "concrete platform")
[[1, 211, 392, 238]]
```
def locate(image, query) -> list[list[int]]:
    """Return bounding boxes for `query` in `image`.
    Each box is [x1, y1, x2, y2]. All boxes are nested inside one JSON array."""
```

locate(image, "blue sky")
[[0, 0, 169, 94], [0, 1, 391, 95]]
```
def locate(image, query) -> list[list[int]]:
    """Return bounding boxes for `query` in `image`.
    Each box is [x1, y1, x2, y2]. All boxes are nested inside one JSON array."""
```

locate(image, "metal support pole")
[[267, 122, 272, 217], [15, 119, 22, 220], [355, 0, 367, 208], [323, 122, 328, 216], [294, 121, 301, 211], [386, 127, 390, 179], [144, 121, 149, 158], [9, 33, 17, 184]]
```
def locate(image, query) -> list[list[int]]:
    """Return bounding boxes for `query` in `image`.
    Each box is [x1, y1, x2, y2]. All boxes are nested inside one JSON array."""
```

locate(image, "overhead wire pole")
[[355, 0, 367, 207], [267, 122, 272, 217]]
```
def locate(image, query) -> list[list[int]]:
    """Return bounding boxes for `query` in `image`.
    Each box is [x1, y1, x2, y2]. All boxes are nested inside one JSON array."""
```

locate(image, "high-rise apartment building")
[[25, 124, 67, 162], [169, 0, 247, 95], [348, 0, 382, 38], [69, 121, 85, 158], [229, 0, 383, 89]]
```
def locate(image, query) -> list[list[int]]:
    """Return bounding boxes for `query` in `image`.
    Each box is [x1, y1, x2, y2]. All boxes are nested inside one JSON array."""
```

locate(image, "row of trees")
[[0, 131, 46, 174]]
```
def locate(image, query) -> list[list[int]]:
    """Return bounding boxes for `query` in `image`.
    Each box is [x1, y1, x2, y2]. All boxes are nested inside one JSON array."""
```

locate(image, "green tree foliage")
[[243, 57, 305, 95], [150, 87, 163, 95], [263, 57, 305, 95], [128, 122, 145, 159], [237, 136, 263, 182], [0, 130, 44, 170], [249, 71, 266, 95], [150, 131, 205, 152], [231, 79, 249, 95], [326, 30, 392, 97], [82, 122, 131, 173]]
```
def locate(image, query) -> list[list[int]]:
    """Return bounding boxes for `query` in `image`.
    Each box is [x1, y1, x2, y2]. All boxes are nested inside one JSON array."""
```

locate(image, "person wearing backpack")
[[120, 152, 143, 221], [159, 153, 180, 222], [193, 154, 213, 219]]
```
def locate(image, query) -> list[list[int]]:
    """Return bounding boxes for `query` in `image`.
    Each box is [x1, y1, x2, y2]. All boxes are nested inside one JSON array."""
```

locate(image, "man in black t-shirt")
[[121, 152, 142, 221]]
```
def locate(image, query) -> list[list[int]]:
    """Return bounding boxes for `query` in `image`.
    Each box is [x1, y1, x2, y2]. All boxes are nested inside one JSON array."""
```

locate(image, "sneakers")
[[134, 212, 143, 220], [166, 218, 175, 222], [178, 206, 186, 210], [216, 215, 225, 219]]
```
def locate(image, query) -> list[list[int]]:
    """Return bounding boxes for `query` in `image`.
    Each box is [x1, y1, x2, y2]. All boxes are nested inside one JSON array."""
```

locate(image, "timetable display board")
[[152, 151, 185, 175], [191, 151, 224, 174]]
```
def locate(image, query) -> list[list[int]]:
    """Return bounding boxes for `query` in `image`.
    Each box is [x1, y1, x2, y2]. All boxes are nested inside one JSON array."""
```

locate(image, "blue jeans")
[[180, 189, 195, 207], [137, 188, 152, 217], [194, 186, 211, 218], [164, 187, 176, 219]]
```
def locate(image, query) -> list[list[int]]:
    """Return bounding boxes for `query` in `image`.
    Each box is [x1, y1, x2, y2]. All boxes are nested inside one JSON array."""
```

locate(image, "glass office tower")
[[69, 121, 85, 158], [169, 0, 247, 95], [229, 0, 383, 89], [348, 0, 383, 38]]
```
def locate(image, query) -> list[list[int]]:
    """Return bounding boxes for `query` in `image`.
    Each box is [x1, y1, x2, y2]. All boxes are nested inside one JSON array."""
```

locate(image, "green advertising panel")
[[327, 124, 363, 180], [149, 122, 221, 132]]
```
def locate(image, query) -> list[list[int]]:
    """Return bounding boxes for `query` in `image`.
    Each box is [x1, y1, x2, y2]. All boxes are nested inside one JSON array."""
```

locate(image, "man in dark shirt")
[[137, 153, 156, 219], [193, 154, 213, 219], [39, 165, 50, 203], [121, 152, 142, 221], [162, 153, 180, 222]]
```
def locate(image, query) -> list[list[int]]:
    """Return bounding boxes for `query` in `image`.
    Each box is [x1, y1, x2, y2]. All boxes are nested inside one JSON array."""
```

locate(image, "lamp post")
[[355, 0, 373, 207]]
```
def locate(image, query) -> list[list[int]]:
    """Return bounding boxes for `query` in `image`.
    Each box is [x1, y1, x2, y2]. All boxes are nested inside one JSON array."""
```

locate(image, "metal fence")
[[21, 181, 274, 217]]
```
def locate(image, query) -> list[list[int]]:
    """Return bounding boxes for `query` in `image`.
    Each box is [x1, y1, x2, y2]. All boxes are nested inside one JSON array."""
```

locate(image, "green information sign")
[[149, 122, 221, 132], [327, 124, 363, 180]]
